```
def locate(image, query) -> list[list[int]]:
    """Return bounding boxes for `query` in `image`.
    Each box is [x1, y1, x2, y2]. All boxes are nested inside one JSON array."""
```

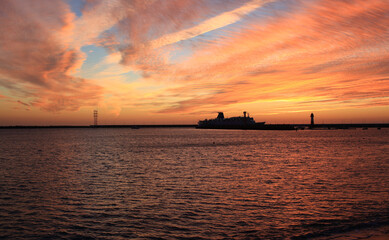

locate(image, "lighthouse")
[[310, 113, 314, 126]]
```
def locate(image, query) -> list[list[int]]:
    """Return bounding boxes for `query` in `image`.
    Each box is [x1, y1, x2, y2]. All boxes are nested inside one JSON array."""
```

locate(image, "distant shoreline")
[[0, 123, 388, 129], [0, 125, 197, 129]]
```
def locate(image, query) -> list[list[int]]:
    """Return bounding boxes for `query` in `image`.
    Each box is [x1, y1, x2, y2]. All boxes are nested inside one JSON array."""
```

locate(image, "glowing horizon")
[[0, 0, 388, 125]]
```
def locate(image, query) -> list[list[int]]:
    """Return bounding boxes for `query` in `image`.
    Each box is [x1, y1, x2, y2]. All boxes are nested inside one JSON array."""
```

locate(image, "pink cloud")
[[0, 0, 104, 112]]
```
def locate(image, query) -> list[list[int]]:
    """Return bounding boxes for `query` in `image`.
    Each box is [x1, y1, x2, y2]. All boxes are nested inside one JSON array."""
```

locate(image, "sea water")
[[0, 128, 388, 239]]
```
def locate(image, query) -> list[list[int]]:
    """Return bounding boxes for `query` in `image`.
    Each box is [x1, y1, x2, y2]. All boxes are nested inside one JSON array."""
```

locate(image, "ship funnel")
[[244, 111, 247, 118], [217, 112, 224, 119]]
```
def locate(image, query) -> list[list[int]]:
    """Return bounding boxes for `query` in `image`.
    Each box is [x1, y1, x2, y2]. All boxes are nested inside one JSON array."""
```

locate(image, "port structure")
[[93, 110, 98, 126]]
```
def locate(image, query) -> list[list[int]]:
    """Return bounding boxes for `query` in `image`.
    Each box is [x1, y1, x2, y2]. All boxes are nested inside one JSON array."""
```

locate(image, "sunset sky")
[[0, 0, 388, 125]]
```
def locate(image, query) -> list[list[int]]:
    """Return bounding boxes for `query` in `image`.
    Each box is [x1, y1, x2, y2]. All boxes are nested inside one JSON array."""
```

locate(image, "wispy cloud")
[[0, 0, 104, 112], [149, 0, 275, 49], [130, 0, 389, 114]]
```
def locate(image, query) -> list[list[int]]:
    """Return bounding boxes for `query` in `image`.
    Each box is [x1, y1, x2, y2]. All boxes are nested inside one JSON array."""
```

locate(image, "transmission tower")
[[93, 110, 98, 126]]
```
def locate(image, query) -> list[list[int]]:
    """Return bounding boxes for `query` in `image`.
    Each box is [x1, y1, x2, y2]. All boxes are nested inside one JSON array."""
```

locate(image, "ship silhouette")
[[197, 112, 265, 129]]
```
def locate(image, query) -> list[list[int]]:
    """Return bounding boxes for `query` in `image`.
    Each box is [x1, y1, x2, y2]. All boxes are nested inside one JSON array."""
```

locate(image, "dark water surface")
[[0, 128, 388, 239]]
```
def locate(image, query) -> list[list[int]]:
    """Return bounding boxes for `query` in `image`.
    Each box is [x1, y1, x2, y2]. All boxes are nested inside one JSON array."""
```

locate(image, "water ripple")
[[0, 128, 388, 239]]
